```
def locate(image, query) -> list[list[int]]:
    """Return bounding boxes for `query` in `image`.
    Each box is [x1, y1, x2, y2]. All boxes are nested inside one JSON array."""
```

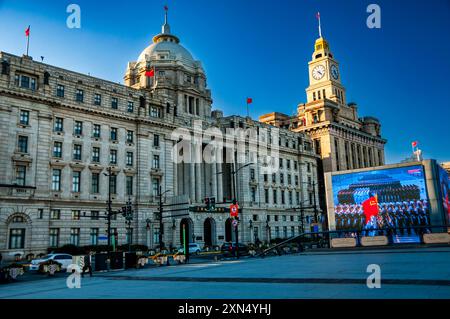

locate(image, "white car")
[[29, 254, 73, 271], [177, 243, 202, 255]]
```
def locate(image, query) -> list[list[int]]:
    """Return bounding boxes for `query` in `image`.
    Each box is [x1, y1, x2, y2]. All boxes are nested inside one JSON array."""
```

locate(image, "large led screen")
[[437, 165, 450, 225], [331, 165, 430, 243]]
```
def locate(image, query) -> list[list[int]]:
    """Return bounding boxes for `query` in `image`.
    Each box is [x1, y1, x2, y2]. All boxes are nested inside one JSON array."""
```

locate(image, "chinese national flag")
[[412, 141, 418, 147], [246, 97, 253, 104], [145, 67, 154, 77], [362, 195, 379, 224], [25, 26, 30, 37], [362, 195, 378, 224]]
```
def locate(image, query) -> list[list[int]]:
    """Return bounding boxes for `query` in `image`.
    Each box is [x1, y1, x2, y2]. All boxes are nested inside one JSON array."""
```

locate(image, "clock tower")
[[306, 36, 346, 106]]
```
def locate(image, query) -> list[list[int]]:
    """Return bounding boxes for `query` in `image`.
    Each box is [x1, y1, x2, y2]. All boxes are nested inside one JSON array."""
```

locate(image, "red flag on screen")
[[362, 195, 379, 224]]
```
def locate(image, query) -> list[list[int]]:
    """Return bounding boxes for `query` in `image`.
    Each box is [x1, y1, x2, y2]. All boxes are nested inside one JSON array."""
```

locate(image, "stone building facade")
[[0, 12, 319, 259]]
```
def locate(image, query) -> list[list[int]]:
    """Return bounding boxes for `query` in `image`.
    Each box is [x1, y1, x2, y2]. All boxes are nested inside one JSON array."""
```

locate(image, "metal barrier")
[[258, 224, 450, 257]]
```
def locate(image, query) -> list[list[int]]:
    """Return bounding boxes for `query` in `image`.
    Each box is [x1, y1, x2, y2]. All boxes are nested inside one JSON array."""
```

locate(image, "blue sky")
[[0, 0, 449, 164]]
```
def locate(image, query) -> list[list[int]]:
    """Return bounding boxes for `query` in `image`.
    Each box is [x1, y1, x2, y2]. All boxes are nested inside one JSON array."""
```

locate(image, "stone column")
[[217, 162, 223, 202], [211, 160, 218, 200], [195, 161, 202, 202]]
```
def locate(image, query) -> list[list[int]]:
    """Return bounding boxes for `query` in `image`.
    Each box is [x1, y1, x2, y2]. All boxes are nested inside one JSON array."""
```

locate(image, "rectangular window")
[[126, 176, 133, 196], [110, 127, 118, 141], [70, 228, 80, 246], [16, 165, 26, 186], [275, 226, 280, 238], [92, 147, 100, 162], [92, 124, 101, 138], [56, 84, 65, 97], [73, 144, 82, 161], [281, 190, 285, 204], [263, 174, 268, 182], [72, 171, 81, 192], [94, 93, 102, 106], [109, 175, 117, 194], [52, 169, 61, 191], [53, 141, 62, 158], [92, 173, 100, 193], [279, 158, 283, 169], [296, 192, 300, 204], [251, 187, 256, 202], [74, 121, 83, 135], [126, 130, 134, 143], [18, 135, 28, 153], [153, 134, 160, 147], [287, 160, 290, 170], [150, 106, 160, 118], [273, 190, 277, 204], [54, 117, 63, 132], [110, 149, 117, 164], [127, 101, 134, 113], [152, 178, 160, 197], [91, 211, 99, 220], [289, 191, 293, 205], [90, 228, 99, 245], [280, 173, 284, 184], [20, 110, 29, 125], [264, 189, 269, 203], [38, 209, 44, 219], [126, 151, 133, 166], [49, 228, 60, 248], [152, 155, 160, 169], [272, 173, 276, 183], [111, 97, 118, 109], [72, 210, 80, 220], [250, 168, 255, 180], [9, 229, 25, 249], [50, 210, 60, 220], [76, 89, 84, 102]]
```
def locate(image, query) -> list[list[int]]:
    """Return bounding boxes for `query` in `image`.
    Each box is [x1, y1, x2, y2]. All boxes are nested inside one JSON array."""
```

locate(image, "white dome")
[[137, 40, 195, 68]]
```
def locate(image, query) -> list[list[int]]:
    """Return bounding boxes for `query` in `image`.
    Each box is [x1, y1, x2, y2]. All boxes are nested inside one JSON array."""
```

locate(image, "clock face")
[[312, 65, 326, 80], [331, 65, 339, 80]]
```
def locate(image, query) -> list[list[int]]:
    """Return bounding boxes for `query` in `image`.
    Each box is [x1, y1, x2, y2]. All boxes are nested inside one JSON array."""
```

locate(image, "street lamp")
[[157, 186, 172, 249]]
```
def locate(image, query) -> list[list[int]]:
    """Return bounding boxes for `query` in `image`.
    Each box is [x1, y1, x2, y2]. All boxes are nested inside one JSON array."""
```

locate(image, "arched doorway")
[[225, 218, 234, 242], [203, 218, 216, 247], [180, 218, 194, 247]]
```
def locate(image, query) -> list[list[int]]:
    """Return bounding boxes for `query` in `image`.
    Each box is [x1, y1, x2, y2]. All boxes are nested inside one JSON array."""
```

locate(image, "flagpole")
[[26, 25, 30, 56], [246, 101, 249, 118]]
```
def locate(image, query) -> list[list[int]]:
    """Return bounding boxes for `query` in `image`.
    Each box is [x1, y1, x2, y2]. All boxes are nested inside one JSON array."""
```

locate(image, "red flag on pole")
[[25, 26, 30, 37], [362, 195, 379, 224], [316, 12, 320, 20], [412, 141, 418, 148], [246, 97, 253, 104], [145, 67, 154, 77]]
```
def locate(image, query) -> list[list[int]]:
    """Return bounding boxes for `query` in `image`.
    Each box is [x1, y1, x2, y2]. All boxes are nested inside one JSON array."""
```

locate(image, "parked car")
[[29, 254, 73, 271], [220, 242, 249, 256], [177, 243, 202, 255]]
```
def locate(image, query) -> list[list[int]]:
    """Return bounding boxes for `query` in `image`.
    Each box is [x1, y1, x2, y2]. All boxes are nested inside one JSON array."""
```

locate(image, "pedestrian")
[[81, 255, 92, 277]]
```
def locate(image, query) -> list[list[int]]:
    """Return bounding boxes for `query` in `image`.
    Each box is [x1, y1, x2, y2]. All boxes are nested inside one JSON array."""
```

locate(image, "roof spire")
[[162, 5, 170, 34], [316, 12, 322, 38]]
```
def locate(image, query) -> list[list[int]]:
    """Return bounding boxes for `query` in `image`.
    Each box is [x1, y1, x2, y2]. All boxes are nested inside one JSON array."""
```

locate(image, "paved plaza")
[[1, 247, 449, 299]]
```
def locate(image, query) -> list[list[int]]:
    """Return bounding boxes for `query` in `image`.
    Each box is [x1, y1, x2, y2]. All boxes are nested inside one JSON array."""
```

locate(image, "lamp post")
[[157, 186, 172, 250], [103, 167, 115, 248], [230, 162, 253, 259]]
